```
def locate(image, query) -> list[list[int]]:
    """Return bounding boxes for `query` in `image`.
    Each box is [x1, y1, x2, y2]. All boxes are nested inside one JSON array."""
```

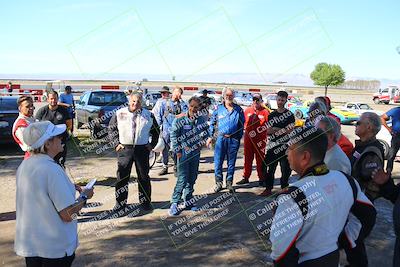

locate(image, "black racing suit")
[[346, 138, 384, 266]]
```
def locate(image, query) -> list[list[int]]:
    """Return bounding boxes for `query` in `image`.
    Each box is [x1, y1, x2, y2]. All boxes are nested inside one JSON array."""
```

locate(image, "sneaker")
[[214, 182, 223, 193], [183, 202, 200, 211], [159, 167, 168, 176], [259, 189, 273, 197], [168, 203, 179, 216], [188, 205, 200, 211], [236, 178, 249, 185], [226, 181, 235, 193]]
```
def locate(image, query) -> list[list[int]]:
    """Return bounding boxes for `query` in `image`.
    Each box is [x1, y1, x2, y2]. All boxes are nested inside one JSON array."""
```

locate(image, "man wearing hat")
[[58, 86, 75, 135], [236, 93, 270, 186], [199, 89, 212, 111], [152, 86, 188, 176]]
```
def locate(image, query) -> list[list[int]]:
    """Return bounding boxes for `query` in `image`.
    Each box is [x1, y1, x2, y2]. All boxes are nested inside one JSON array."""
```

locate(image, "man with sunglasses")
[[236, 93, 270, 186], [351, 112, 385, 201]]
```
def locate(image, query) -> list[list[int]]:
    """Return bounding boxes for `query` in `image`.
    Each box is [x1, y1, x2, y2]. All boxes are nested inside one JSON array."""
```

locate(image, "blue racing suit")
[[170, 114, 209, 204], [152, 98, 188, 168], [209, 103, 245, 183]]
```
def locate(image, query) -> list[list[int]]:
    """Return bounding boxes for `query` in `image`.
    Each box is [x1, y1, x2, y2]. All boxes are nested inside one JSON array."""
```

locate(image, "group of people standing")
[[11, 84, 400, 266]]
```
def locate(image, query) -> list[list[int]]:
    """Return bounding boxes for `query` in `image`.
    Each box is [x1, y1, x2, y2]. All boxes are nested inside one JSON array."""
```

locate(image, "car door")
[[76, 92, 90, 124]]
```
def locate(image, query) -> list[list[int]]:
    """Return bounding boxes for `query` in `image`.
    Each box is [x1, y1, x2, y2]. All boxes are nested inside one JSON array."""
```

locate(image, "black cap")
[[160, 86, 171, 94]]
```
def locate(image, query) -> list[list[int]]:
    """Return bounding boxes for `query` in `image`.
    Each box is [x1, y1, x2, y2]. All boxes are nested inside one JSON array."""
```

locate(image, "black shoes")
[[214, 181, 235, 193], [236, 178, 249, 185], [159, 167, 168, 176]]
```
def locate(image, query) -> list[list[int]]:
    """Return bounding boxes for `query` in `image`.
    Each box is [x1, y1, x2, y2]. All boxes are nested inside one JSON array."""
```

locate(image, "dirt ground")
[[0, 92, 398, 266]]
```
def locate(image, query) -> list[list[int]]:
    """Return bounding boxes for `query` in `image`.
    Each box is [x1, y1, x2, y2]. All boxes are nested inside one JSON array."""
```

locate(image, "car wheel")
[[294, 109, 304, 119], [378, 139, 390, 160], [373, 98, 380, 104], [385, 101, 390, 105]]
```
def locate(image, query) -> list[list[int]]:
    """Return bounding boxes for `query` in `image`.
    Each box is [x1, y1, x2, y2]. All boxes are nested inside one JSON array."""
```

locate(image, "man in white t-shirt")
[[15, 121, 94, 267], [317, 116, 352, 175]]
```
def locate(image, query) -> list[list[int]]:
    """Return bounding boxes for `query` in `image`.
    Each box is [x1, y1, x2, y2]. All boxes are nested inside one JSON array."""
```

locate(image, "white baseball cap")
[[23, 121, 66, 151]]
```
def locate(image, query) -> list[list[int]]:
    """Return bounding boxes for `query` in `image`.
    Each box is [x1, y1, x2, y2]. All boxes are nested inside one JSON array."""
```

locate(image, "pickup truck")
[[373, 86, 400, 104], [75, 90, 128, 139]]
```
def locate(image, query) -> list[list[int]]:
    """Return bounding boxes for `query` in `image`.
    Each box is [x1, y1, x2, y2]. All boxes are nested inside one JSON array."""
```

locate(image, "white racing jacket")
[[270, 165, 375, 265]]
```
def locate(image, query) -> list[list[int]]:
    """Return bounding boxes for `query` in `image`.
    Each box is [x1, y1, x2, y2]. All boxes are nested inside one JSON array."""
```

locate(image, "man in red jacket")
[[236, 93, 270, 186]]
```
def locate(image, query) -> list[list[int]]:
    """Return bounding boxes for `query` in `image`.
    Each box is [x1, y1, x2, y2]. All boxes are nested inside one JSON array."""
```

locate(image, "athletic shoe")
[[214, 182, 223, 193], [168, 203, 179, 216], [236, 178, 249, 185], [226, 181, 235, 193]]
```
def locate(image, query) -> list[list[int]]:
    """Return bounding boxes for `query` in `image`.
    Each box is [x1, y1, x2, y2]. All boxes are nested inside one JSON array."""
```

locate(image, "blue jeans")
[[214, 136, 240, 183], [171, 152, 200, 204], [162, 134, 176, 168]]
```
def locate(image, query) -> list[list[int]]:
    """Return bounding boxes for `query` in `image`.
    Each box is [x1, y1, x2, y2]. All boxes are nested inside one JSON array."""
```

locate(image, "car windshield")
[[200, 89, 215, 94], [288, 96, 301, 103], [244, 94, 253, 100], [0, 98, 18, 111], [359, 104, 372, 110], [88, 92, 127, 106]]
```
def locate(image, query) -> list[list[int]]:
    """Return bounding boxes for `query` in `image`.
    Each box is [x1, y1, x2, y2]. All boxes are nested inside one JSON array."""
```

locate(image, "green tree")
[[310, 62, 345, 96]]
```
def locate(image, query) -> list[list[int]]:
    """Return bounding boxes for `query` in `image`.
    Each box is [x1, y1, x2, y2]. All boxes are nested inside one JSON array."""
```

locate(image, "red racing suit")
[[243, 106, 270, 181]]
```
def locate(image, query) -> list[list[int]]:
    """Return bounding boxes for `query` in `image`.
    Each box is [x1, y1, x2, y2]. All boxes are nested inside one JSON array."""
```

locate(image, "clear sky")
[[1, 0, 399, 82]]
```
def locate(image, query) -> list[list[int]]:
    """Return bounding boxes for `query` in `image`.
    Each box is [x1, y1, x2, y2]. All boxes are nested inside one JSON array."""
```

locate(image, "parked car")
[[0, 96, 19, 144], [265, 94, 278, 110], [289, 103, 310, 120], [234, 91, 253, 106], [193, 89, 222, 103], [341, 102, 384, 116], [75, 90, 128, 139], [288, 99, 359, 125], [143, 92, 162, 109], [286, 95, 303, 109], [330, 108, 359, 124]]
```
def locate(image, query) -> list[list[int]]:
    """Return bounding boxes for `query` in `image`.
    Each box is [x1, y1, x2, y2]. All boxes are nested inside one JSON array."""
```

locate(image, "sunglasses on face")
[[356, 120, 368, 126]]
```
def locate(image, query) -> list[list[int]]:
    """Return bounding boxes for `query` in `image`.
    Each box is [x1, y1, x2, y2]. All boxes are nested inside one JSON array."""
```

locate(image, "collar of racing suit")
[[300, 162, 329, 179], [355, 137, 377, 147]]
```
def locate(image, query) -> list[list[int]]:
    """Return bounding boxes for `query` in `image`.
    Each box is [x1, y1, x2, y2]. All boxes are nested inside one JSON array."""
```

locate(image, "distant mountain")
[[0, 72, 398, 88]]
